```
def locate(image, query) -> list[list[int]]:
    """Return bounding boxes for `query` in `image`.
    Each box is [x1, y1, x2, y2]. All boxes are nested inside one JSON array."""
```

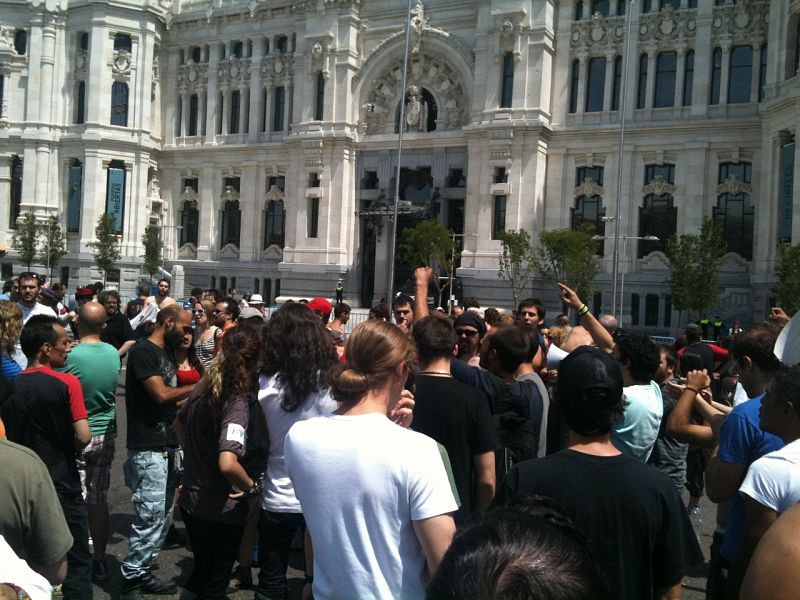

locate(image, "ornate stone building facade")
[[0, 0, 798, 332]]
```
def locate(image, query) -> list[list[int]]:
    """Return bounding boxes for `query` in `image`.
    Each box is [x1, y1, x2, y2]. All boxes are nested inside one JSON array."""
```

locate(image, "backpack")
[[486, 377, 542, 476], [241, 392, 269, 480]]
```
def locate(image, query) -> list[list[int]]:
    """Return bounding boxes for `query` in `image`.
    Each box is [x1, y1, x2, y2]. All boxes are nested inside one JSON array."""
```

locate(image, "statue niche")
[[395, 86, 437, 133]]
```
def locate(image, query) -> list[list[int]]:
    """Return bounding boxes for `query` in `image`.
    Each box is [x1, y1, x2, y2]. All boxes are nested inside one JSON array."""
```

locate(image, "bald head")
[[560, 325, 594, 353], [599, 314, 619, 334], [77, 302, 107, 338]]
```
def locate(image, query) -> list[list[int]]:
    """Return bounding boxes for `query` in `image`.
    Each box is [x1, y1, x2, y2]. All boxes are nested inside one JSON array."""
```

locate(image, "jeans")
[[183, 510, 244, 599], [120, 450, 177, 579], [58, 492, 93, 600], [255, 511, 305, 600]]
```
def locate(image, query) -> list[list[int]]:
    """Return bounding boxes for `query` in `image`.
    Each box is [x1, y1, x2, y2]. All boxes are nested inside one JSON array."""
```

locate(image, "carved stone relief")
[[717, 175, 752, 196], [570, 14, 626, 51], [638, 5, 696, 45], [260, 53, 294, 86], [218, 56, 251, 90], [360, 52, 467, 134], [712, 0, 769, 45], [574, 177, 604, 198], [641, 176, 675, 197], [177, 61, 209, 94], [111, 50, 132, 79], [178, 243, 197, 259]]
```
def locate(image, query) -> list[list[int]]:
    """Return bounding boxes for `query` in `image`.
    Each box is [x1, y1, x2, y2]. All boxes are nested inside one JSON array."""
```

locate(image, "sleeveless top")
[[194, 327, 219, 369]]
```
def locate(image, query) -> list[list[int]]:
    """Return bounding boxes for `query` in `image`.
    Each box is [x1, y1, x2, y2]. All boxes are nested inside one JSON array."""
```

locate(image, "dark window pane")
[[612, 55, 622, 110], [660, 0, 680, 8], [80, 32, 89, 51], [586, 57, 606, 112], [113, 34, 132, 52], [645, 294, 659, 326], [110, 82, 129, 126], [710, 48, 722, 104], [576, 166, 604, 186], [642, 0, 652, 13], [265, 200, 286, 248], [67, 162, 82, 233], [76, 81, 86, 124], [644, 163, 675, 184], [230, 90, 240, 133], [221, 201, 241, 247], [191, 46, 202, 62], [758, 44, 767, 101], [637, 53, 648, 109], [273, 87, 285, 131], [232, 41, 244, 58], [500, 53, 514, 108], [188, 94, 199, 136], [492, 196, 507, 239], [569, 60, 580, 113], [591, 0, 610, 16], [180, 200, 199, 246], [308, 198, 319, 238], [575, 1, 584, 20], [654, 51, 676, 107], [315, 72, 325, 120], [14, 30, 27, 55], [728, 45, 753, 104], [715, 162, 753, 260], [631, 293, 640, 325], [683, 50, 694, 106], [638, 193, 676, 257], [10, 156, 22, 229]]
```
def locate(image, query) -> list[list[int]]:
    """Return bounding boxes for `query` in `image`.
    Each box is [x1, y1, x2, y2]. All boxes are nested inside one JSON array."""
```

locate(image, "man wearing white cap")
[[248, 294, 266, 317]]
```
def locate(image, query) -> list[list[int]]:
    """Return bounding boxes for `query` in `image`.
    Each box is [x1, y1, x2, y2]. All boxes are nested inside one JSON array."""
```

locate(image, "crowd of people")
[[0, 267, 798, 600]]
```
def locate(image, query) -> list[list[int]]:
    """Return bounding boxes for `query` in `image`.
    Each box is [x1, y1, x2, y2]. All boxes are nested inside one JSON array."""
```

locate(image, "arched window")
[[111, 82, 129, 126], [220, 200, 241, 248], [715, 162, 754, 260], [180, 200, 199, 246], [264, 200, 285, 249], [572, 166, 605, 255], [585, 57, 606, 112], [728, 45, 753, 104], [638, 164, 676, 257], [654, 51, 677, 108]]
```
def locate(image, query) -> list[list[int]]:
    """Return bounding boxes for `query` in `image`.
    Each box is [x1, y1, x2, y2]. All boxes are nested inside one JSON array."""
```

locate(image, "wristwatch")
[[245, 480, 261, 497]]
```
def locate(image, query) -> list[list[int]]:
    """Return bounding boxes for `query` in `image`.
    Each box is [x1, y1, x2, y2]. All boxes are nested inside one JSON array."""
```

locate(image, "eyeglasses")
[[456, 329, 479, 337], [192, 309, 205, 315]]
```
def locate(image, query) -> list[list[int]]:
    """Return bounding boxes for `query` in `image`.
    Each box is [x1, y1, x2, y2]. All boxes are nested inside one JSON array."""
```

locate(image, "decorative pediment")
[[177, 61, 209, 94], [262, 245, 283, 260], [640, 251, 670, 271], [360, 51, 467, 134], [642, 176, 675, 197], [220, 243, 240, 259], [265, 185, 285, 202], [574, 177, 604, 198], [717, 175, 752, 196], [260, 53, 294, 86], [178, 243, 197, 260], [110, 50, 132, 81], [712, 0, 769, 45], [218, 56, 251, 90], [639, 5, 697, 45], [221, 185, 240, 203], [720, 251, 751, 271], [570, 14, 626, 51]]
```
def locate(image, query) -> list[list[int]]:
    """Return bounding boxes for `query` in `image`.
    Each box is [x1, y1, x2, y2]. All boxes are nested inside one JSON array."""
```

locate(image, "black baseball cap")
[[557, 346, 623, 405]]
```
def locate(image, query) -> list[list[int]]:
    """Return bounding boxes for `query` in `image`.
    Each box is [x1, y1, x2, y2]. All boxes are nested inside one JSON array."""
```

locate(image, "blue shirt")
[[717, 394, 783, 561], [1, 354, 22, 381]]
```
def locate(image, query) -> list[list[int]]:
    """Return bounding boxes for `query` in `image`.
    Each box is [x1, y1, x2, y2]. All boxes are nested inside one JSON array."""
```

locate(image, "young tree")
[[531, 226, 601, 312], [12, 211, 40, 270], [398, 220, 458, 305], [141, 224, 164, 281], [39, 214, 67, 281], [666, 216, 727, 326], [774, 243, 800, 316], [497, 230, 536, 310], [88, 213, 121, 285]]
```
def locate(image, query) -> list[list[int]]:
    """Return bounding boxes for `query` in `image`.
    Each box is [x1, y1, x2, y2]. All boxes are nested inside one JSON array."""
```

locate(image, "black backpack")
[[487, 377, 542, 476], [241, 392, 269, 481]]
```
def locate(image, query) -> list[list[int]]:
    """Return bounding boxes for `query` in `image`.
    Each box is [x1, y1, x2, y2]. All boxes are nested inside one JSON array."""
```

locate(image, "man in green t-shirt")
[[64, 301, 121, 583]]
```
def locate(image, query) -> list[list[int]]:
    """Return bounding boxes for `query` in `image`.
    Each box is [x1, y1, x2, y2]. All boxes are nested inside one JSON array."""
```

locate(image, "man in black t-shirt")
[[495, 346, 703, 600], [411, 316, 499, 523], [99, 289, 135, 357], [120, 305, 196, 598]]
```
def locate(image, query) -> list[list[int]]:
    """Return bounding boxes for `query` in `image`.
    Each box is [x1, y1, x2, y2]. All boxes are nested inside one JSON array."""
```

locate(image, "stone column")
[[197, 163, 216, 260], [20, 145, 37, 214], [675, 46, 687, 108], [238, 86, 247, 135], [239, 162, 258, 261], [33, 143, 52, 211], [645, 49, 657, 109], [0, 158, 10, 231], [79, 151, 104, 248], [263, 86, 272, 134], [180, 92, 189, 138], [0, 72, 8, 123], [719, 40, 731, 105], [603, 51, 615, 112], [221, 89, 230, 135], [205, 50, 219, 140], [750, 43, 762, 103], [575, 53, 588, 114], [38, 12, 57, 127], [87, 23, 109, 124], [284, 82, 292, 134], [248, 39, 263, 142]]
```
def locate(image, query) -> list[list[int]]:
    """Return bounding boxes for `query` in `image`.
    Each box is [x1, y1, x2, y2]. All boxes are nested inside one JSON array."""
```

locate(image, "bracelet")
[[577, 304, 589, 317], [684, 387, 700, 395]]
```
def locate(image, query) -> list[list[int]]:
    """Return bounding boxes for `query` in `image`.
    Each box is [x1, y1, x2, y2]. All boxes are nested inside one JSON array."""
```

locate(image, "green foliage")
[[39, 215, 67, 279], [531, 226, 601, 306], [141, 224, 164, 279], [398, 220, 458, 300], [774, 243, 800, 316], [12, 211, 40, 270], [88, 213, 121, 285], [665, 216, 727, 320], [497, 230, 536, 309]]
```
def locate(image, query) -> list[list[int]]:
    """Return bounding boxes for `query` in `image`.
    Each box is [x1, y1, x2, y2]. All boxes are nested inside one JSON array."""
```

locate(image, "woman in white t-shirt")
[[285, 319, 458, 600], [252, 302, 339, 598]]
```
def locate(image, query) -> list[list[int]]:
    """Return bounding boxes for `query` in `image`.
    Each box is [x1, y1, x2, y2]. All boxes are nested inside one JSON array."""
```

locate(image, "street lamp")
[[448, 232, 478, 313], [593, 234, 659, 322]]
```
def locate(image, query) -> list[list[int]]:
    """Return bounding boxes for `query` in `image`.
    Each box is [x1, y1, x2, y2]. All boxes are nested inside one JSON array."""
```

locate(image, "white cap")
[[249, 294, 264, 305]]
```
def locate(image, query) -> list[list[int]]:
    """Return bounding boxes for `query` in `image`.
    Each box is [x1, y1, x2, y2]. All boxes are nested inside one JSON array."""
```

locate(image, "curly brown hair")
[[0, 301, 23, 356], [199, 325, 263, 409]]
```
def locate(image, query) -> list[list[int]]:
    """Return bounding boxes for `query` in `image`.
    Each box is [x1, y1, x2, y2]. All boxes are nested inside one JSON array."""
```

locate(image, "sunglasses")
[[456, 329, 479, 337], [192, 309, 205, 314]]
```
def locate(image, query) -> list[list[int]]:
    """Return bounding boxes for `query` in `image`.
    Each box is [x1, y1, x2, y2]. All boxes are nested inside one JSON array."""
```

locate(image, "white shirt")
[[0, 534, 53, 600], [12, 302, 57, 370], [740, 438, 800, 515], [285, 413, 458, 600], [258, 373, 338, 513]]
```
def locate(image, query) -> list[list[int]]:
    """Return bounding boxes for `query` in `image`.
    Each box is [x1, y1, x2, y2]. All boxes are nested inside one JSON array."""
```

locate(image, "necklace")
[[419, 370, 453, 377]]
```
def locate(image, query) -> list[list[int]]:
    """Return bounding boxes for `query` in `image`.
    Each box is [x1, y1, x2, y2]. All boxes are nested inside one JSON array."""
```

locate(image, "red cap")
[[75, 287, 94, 298], [307, 297, 333, 316]]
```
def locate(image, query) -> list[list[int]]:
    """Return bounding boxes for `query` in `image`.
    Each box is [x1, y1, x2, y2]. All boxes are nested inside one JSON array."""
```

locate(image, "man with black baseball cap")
[[496, 346, 702, 600]]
